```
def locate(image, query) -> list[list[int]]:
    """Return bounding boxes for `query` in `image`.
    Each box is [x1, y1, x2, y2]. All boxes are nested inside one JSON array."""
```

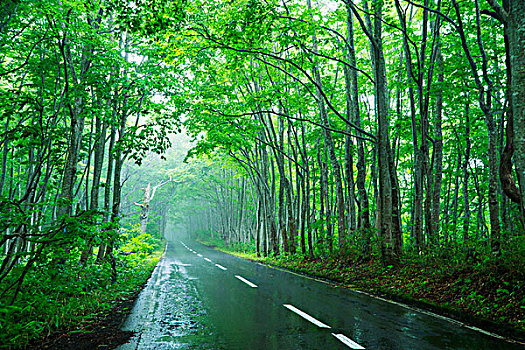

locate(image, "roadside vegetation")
[[0, 228, 164, 349], [0, 1, 178, 348]]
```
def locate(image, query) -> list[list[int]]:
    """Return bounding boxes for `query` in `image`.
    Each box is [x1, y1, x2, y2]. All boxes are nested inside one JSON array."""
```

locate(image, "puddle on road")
[[117, 254, 226, 350]]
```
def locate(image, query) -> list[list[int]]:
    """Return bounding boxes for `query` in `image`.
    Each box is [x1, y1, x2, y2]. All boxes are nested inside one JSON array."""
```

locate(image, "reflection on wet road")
[[117, 241, 523, 349]]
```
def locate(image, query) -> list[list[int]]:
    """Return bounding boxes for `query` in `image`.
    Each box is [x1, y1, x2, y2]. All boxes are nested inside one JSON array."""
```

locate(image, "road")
[[117, 241, 523, 350]]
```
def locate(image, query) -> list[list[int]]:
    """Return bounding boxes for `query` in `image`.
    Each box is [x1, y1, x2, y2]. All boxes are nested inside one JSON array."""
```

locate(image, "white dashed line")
[[283, 304, 330, 328], [181, 244, 366, 349], [235, 275, 258, 288], [332, 333, 365, 349]]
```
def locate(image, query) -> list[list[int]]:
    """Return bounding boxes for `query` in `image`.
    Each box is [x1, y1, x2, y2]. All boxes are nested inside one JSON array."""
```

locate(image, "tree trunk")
[[307, 0, 346, 247], [105, 91, 129, 282], [389, 140, 403, 257], [431, 45, 444, 248], [463, 97, 471, 245], [137, 179, 171, 235], [366, 0, 395, 262], [97, 114, 116, 262], [508, 0, 525, 224], [316, 139, 325, 251], [139, 183, 152, 233], [498, 4, 521, 209], [345, 3, 371, 259], [453, 0, 501, 254], [395, 0, 424, 252], [0, 114, 10, 195], [342, 8, 357, 237], [80, 115, 106, 263]]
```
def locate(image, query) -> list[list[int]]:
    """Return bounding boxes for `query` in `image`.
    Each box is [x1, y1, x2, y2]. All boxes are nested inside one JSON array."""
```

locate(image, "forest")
[[0, 0, 524, 347]]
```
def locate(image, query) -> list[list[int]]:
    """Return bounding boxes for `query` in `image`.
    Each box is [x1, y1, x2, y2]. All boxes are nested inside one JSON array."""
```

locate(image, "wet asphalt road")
[[117, 240, 523, 350]]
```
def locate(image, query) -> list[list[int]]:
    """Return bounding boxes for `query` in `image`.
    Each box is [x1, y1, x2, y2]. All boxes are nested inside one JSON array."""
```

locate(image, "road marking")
[[215, 264, 227, 270], [204, 258, 212, 262], [332, 333, 365, 349], [222, 250, 514, 343], [192, 251, 197, 254], [283, 304, 331, 328], [197, 254, 203, 257], [235, 275, 258, 288]]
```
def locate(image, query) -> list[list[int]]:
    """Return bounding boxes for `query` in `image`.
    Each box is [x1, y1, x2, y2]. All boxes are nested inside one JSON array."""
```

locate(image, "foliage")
[[0, 244, 164, 349], [120, 225, 162, 259], [0, 0, 183, 308], [174, 0, 523, 265]]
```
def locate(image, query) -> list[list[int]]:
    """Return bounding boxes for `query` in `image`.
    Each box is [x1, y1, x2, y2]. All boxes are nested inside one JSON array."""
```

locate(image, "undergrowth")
[[0, 237, 164, 349]]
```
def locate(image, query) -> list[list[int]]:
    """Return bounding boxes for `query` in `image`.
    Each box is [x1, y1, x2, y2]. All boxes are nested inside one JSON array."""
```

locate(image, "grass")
[[0, 243, 165, 349], [196, 237, 262, 261]]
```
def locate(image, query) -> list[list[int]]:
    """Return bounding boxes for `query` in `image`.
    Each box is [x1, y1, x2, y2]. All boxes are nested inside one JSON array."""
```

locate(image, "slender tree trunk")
[[507, 0, 525, 224], [106, 96, 128, 282], [366, 0, 395, 262], [306, 0, 346, 246], [289, 124, 299, 254], [453, 0, 501, 254], [452, 149, 461, 237], [389, 140, 403, 257], [256, 198, 261, 257], [342, 7, 357, 238], [300, 121, 310, 256], [0, 114, 10, 195], [56, 15, 98, 222], [81, 115, 106, 263], [345, 3, 371, 259], [317, 139, 327, 252], [97, 119, 116, 262], [431, 45, 444, 248], [395, 1, 423, 252], [463, 97, 471, 245], [497, 4, 521, 212]]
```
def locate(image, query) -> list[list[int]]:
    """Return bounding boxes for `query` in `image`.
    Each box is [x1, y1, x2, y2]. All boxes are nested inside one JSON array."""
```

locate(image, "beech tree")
[[174, 0, 523, 264], [0, 0, 181, 298]]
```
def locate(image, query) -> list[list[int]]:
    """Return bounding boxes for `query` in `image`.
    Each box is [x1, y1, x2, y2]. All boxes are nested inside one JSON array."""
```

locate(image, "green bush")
[[0, 229, 165, 349]]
